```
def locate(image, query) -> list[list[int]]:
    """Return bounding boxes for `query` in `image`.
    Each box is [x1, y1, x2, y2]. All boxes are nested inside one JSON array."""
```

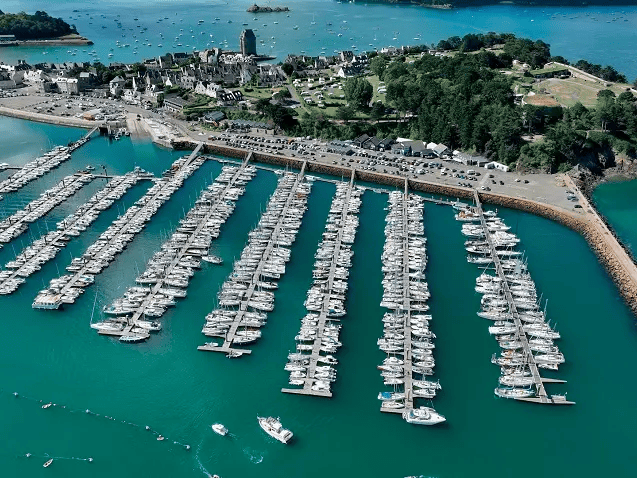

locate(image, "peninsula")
[[0, 10, 91, 45], [247, 4, 290, 13]]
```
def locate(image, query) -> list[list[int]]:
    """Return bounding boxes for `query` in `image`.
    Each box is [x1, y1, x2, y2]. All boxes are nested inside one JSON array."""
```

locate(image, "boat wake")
[[4, 388, 191, 451], [194, 439, 213, 477], [242, 447, 264, 464], [20, 452, 93, 463]]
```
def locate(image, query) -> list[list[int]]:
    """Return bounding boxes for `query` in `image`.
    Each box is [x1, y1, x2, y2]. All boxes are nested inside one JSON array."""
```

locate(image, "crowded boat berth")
[[376, 188, 445, 425], [282, 172, 362, 398], [0, 172, 94, 246], [32, 147, 206, 311], [95, 161, 256, 340], [456, 192, 574, 405], [0, 128, 94, 200], [198, 166, 311, 356], [0, 169, 148, 295]]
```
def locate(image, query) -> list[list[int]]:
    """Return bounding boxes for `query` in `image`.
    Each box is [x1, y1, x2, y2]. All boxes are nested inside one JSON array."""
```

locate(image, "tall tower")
[[240, 29, 257, 56]]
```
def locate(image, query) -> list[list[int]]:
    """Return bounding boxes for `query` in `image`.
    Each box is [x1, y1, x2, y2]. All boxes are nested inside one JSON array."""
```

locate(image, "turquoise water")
[[1, 116, 637, 476], [594, 178, 637, 256], [1, 0, 637, 80]]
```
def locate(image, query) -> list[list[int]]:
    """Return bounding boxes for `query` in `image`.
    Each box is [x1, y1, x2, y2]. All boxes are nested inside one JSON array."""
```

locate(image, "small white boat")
[[202, 255, 223, 265], [257, 416, 293, 444], [212, 423, 228, 436], [43, 459, 53, 468]]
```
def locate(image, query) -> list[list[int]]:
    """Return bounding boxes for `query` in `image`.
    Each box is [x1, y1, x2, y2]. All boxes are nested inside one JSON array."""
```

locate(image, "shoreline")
[[0, 36, 93, 47]]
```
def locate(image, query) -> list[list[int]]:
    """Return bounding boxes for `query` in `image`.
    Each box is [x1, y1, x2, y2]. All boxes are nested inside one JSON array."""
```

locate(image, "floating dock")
[[104, 158, 257, 337], [282, 170, 360, 398], [0, 171, 147, 294], [0, 173, 94, 246], [33, 145, 205, 310], [472, 190, 574, 405], [0, 127, 97, 200], [199, 162, 309, 356]]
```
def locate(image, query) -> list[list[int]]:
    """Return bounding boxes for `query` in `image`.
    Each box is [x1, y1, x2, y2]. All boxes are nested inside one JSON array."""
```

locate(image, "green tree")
[[281, 63, 294, 77], [343, 77, 373, 111], [369, 55, 388, 80], [336, 105, 355, 122], [370, 102, 386, 121], [595, 90, 617, 131]]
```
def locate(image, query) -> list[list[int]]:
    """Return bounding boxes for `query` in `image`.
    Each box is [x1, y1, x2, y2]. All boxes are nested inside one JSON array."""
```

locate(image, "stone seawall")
[[200, 142, 637, 315], [0, 106, 97, 129]]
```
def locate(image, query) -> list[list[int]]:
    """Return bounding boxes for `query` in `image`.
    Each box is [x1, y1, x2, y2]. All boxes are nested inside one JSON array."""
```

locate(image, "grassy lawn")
[[240, 86, 279, 101], [533, 77, 634, 107], [366, 74, 386, 103]]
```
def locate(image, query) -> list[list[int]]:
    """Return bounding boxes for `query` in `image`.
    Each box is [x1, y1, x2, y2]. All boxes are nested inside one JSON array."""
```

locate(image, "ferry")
[[257, 416, 293, 444]]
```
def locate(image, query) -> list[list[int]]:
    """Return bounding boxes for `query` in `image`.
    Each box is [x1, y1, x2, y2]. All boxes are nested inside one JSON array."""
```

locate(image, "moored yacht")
[[402, 406, 446, 425]]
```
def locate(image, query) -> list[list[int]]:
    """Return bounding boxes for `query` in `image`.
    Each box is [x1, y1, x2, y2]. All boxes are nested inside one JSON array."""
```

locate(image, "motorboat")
[[257, 416, 293, 444], [211, 423, 228, 436], [402, 407, 445, 425]]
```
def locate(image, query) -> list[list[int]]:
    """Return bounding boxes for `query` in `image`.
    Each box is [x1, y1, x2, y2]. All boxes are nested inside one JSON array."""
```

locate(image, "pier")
[[472, 190, 574, 405], [0, 171, 146, 294], [0, 127, 96, 200], [32, 151, 206, 310], [281, 170, 360, 398], [199, 162, 310, 356], [102, 158, 257, 338], [375, 181, 438, 419], [0, 173, 94, 246]]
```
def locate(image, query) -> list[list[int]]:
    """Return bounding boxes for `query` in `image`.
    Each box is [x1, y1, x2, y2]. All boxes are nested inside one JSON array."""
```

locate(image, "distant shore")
[[0, 34, 92, 47]]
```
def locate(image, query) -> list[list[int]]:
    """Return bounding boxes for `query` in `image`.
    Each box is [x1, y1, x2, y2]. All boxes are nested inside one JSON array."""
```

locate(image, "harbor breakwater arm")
[[0, 106, 97, 129], [198, 143, 637, 317]]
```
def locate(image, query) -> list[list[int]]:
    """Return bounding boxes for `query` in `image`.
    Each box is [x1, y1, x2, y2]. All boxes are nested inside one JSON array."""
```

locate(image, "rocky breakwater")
[[247, 4, 290, 13], [478, 189, 637, 316]]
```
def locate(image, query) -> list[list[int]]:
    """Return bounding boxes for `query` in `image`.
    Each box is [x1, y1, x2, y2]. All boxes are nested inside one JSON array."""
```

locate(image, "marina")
[[0, 127, 96, 200], [198, 162, 311, 356], [96, 158, 257, 341], [459, 191, 574, 405], [375, 183, 443, 423], [281, 171, 362, 398], [0, 169, 147, 294], [31, 144, 205, 311], [0, 124, 635, 476]]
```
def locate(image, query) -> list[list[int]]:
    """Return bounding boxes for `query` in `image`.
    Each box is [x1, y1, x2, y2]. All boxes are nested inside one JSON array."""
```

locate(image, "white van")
[[467, 170, 476, 175]]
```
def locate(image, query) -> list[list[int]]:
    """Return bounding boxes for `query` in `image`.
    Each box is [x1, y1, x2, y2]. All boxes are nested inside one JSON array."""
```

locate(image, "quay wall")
[[188, 141, 637, 316], [0, 106, 97, 129]]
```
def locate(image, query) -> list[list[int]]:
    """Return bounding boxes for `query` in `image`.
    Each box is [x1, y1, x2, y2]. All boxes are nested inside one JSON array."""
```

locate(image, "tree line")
[[0, 10, 77, 40]]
